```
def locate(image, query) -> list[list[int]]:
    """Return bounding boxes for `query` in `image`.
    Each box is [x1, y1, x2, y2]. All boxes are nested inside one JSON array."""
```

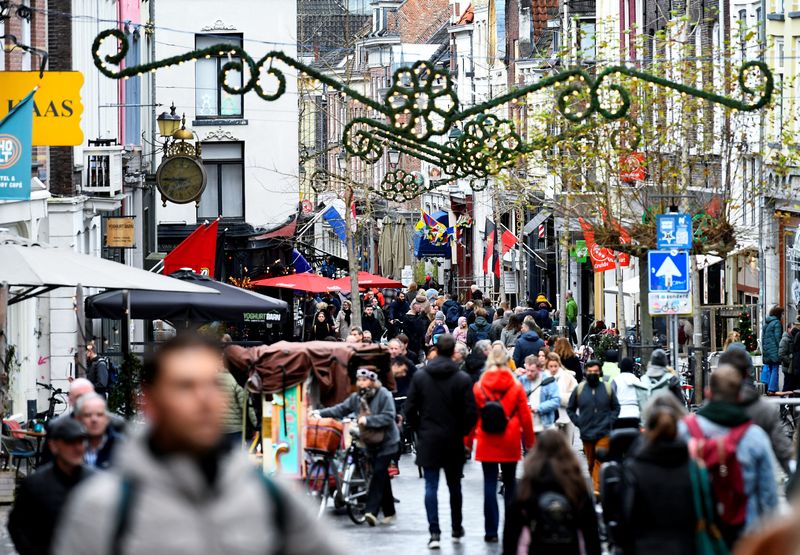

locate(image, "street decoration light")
[[156, 103, 182, 138]]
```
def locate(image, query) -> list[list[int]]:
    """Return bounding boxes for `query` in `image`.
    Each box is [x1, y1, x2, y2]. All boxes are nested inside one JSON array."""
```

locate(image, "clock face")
[[156, 156, 207, 204]]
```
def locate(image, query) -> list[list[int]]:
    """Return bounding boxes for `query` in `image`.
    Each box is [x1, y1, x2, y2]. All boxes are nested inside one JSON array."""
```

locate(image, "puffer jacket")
[[779, 331, 793, 374], [319, 387, 400, 457], [513, 331, 546, 368], [467, 368, 535, 462], [220, 370, 255, 434], [54, 430, 344, 555], [761, 315, 783, 364], [467, 317, 493, 347]]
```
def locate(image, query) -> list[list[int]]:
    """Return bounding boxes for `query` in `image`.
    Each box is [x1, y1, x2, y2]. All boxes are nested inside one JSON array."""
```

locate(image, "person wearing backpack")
[[467, 308, 493, 348], [503, 430, 601, 555], [466, 344, 535, 543], [618, 393, 704, 555], [442, 293, 463, 331], [55, 333, 343, 555], [567, 360, 620, 496], [426, 311, 450, 346], [641, 349, 684, 406], [760, 305, 784, 394], [512, 319, 546, 369], [85, 342, 110, 398], [779, 322, 797, 392], [678, 364, 778, 547]]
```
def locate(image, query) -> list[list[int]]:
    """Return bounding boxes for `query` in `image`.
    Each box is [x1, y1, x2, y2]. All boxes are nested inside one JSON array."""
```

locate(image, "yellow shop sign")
[[0, 72, 84, 146]]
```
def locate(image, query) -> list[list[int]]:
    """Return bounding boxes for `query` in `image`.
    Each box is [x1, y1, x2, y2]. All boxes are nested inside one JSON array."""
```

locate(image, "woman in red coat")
[[466, 344, 535, 543]]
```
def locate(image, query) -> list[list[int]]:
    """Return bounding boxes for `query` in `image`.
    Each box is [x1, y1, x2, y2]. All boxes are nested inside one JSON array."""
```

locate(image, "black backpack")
[[479, 386, 514, 434], [529, 491, 577, 548]]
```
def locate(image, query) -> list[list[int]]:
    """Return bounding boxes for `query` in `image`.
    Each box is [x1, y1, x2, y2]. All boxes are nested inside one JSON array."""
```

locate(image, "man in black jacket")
[[361, 305, 384, 342], [8, 418, 94, 555], [404, 335, 477, 549], [401, 299, 429, 363]]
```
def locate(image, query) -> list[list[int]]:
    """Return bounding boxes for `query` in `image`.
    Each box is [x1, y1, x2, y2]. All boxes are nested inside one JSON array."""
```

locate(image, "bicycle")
[[304, 448, 343, 519], [34, 381, 67, 422], [339, 427, 373, 525]]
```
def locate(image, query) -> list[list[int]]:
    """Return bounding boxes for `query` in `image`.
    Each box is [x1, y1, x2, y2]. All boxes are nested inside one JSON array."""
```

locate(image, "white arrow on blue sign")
[[648, 250, 690, 292]]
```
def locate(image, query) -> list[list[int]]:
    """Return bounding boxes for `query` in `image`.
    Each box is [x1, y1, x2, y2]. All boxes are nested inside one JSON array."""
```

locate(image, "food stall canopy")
[[251, 273, 342, 293], [85, 270, 287, 322], [331, 272, 403, 290]]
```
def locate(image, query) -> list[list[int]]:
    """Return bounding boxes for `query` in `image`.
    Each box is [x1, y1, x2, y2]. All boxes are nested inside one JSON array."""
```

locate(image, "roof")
[[458, 4, 474, 24], [386, 0, 451, 44], [297, 0, 371, 64]]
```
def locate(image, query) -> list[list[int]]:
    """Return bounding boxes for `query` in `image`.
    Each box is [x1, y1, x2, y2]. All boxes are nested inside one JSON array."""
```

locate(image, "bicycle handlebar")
[[36, 381, 64, 395]]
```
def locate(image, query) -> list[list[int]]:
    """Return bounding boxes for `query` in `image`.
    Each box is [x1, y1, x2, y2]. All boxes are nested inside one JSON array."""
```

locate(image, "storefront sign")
[[243, 311, 282, 323], [0, 72, 84, 146], [105, 217, 136, 248], [0, 89, 35, 200]]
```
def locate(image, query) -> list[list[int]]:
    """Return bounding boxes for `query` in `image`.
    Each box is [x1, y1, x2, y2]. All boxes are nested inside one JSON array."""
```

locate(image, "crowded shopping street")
[[3, 0, 800, 554]]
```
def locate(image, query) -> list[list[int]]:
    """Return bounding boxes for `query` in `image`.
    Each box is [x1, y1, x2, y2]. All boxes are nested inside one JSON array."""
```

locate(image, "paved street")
[[330, 454, 506, 554]]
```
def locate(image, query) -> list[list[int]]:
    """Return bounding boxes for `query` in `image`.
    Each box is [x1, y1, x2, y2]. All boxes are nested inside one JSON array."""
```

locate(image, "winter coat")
[[553, 368, 579, 424], [503, 461, 601, 555], [467, 368, 535, 462], [761, 315, 783, 365], [490, 315, 508, 342], [513, 331, 546, 369], [425, 320, 450, 345], [463, 350, 487, 383], [678, 411, 778, 528], [400, 311, 429, 357], [8, 463, 94, 555], [55, 430, 343, 555], [566, 298, 578, 324], [467, 317, 493, 348], [403, 356, 477, 468], [452, 325, 468, 345], [642, 364, 684, 405], [86, 430, 122, 470], [335, 309, 352, 340], [740, 383, 793, 472], [518, 374, 561, 431], [500, 328, 521, 350], [220, 370, 256, 435], [442, 299, 462, 329], [361, 314, 383, 341], [534, 308, 553, 332], [561, 355, 583, 383], [87, 357, 110, 395], [567, 380, 620, 441], [612, 372, 644, 420], [388, 299, 410, 322], [623, 439, 698, 555], [779, 330, 793, 374], [312, 319, 335, 341], [320, 387, 399, 457]]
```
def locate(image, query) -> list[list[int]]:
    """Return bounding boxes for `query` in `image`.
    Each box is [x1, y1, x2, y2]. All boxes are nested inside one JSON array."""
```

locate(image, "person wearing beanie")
[[641, 349, 684, 405], [611, 357, 644, 429], [426, 311, 450, 346], [533, 294, 553, 332]]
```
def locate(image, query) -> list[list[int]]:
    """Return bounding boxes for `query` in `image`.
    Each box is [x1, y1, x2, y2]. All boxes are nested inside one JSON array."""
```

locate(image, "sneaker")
[[381, 514, 397, 525], [364, 513, 377, 527], [452, 527, 465, 543], [428, 534, 441, 550], [484, 535, 499, 543], [388, 464, 400, 477]]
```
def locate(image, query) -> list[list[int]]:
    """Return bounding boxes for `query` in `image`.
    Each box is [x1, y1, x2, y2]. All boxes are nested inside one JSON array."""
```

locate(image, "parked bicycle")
[[34, 381, 67, 423]]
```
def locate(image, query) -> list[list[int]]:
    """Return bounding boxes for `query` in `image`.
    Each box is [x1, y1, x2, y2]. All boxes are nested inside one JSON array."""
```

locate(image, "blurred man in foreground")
[[55, 333, 343, 555]]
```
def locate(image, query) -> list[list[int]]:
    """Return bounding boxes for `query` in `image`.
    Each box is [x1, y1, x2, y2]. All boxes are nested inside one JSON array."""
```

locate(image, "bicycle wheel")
[[342, 458, 369, 525], [305, 460, 330, 518]]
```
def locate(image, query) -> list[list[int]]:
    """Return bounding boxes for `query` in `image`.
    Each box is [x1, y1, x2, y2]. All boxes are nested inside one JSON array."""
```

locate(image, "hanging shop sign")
[[620, 152, 645, 182], [0, 72, 84, 146], [105, 217, 136, 248], [0, 89, 35, 201]]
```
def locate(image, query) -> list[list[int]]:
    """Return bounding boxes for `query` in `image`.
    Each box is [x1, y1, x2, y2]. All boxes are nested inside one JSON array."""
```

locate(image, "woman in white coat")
[[611, 357, 644, 429]]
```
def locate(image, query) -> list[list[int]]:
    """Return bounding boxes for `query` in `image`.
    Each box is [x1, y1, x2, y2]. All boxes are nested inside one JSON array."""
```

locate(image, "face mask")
[[586, 374, 601, 387]]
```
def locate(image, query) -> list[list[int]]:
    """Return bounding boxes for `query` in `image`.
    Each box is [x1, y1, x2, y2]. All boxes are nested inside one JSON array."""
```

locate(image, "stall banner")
[[272, 384, 304, 479], [0, 89, 35, 201], [0, 72, 84, 146]]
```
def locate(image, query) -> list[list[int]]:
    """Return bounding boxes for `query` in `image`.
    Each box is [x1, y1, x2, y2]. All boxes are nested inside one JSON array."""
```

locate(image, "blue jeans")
[[761, 363, 780, 393], [423, 465, 463, 534], [481, 461, 517, 538]]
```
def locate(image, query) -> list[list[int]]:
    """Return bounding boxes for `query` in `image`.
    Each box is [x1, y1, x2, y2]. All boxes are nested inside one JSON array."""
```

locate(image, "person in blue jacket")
[[518, 354, 560, 434], [761, 305, 784, 394]]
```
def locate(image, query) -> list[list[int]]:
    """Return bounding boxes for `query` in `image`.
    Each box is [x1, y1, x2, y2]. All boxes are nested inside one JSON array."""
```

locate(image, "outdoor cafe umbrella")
[[250, 272, 342, 293], [85, 270, 287, 322], [392, 218, 413, 280], [378, 216, 396, 280], [331, 271, 403, 290]]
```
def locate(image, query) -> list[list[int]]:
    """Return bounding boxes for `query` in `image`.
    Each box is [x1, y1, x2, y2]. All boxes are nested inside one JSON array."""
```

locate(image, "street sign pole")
[[670, 313, 680, 368]]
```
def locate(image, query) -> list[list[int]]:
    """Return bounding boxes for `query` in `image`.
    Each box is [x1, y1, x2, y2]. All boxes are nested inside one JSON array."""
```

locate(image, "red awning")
[[331, 272, 403, 289], [251, 272, 342, 293]]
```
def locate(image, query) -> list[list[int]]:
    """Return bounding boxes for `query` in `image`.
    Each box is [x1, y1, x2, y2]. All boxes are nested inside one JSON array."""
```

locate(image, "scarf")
[[343, 308, 351, 326], [697, 400, 750, 427]]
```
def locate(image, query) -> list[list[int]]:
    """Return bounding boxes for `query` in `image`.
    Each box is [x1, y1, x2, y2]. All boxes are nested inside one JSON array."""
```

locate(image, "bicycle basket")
[[305, 417, 344, 453]]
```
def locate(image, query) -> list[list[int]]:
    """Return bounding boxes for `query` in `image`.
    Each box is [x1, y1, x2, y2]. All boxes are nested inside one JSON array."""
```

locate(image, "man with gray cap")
[[8, 418, 93, 555], [641, 348, 684, 404]]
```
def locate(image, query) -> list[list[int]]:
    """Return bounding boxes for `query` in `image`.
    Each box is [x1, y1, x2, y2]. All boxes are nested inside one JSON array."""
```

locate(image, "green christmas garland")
[[92, 29, 774, 200]]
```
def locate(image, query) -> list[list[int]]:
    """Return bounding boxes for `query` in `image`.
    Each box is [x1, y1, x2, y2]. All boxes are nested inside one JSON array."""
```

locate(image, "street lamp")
[[387, 149, 401, 167], [448, 126, 463, 140], [156, 103, 182, 138]]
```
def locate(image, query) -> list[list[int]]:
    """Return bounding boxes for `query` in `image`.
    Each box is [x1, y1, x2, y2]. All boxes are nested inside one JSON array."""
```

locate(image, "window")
[[195, 34, 243, 118], [576, 19, 596, 60], [198, 142, 244, 220], [738, 9, 747, 58], [775, 37, 784, 71]]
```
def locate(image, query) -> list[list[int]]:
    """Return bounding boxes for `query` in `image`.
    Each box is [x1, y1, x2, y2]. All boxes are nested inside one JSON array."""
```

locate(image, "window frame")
[[194, 33, 245, 120], [197, 141, 246, 221]]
